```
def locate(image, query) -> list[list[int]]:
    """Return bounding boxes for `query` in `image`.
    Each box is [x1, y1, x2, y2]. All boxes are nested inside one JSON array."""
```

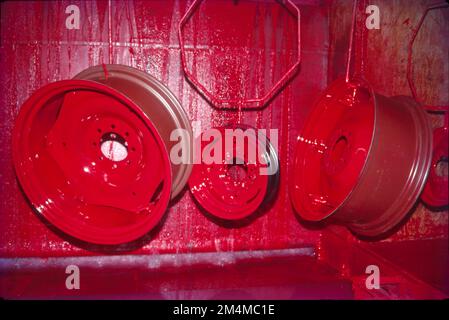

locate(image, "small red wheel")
[[188, 126, 279, 220], [12, 80, 172, 245], [421, 116, 448, 208]]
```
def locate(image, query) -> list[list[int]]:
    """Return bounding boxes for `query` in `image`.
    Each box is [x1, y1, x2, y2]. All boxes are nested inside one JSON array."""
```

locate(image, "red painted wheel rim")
[[12, 80, 172, 245], [290, 79, 374, 221], [189, 126, 275, 220], [290, 78, 432, 237]]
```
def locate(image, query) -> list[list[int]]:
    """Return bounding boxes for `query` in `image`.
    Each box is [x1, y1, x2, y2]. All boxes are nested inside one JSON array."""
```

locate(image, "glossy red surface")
[[188, 126, 275, 220], [290, 78, 374, 220], [12, 80, 172, 244]]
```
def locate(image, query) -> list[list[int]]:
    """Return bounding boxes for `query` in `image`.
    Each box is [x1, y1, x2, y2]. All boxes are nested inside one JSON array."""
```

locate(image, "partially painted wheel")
[[290, 78, 432, 237], [12, 80, 172, 245], [188, 126, 279, 220]]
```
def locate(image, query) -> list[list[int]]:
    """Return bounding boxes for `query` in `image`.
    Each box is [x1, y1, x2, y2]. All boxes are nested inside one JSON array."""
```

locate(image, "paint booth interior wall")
[[0, 0, 447, 259], [0, 0, 328, 257]]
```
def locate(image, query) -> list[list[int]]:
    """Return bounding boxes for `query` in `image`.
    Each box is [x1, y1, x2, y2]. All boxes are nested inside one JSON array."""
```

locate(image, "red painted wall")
[[0, 0, 447, 299], [0, 0, 329, 257]]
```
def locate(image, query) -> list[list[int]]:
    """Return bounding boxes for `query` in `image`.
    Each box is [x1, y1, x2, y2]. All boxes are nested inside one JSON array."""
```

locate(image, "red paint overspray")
[[0, 0, 326, 257], [178, 0, 301, 109], [0, 0, 448, 299]]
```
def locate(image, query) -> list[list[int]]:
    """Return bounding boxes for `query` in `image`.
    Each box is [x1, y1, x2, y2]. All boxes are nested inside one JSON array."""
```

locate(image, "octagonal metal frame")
[[178, 0, 301, 109]]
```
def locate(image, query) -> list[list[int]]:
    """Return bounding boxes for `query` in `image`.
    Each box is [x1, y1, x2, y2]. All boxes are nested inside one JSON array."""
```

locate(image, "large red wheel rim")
[[290, 79, 374, 221], [189, 126, 277, 220], [12, 80, 172, 245], [290, 78, 432, 237]]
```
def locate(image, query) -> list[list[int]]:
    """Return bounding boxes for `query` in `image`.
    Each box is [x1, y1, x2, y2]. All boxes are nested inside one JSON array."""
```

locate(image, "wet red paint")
[[188, 126, 275, 220], [0, 0, 448, 299], [290, 78, 374, 222]]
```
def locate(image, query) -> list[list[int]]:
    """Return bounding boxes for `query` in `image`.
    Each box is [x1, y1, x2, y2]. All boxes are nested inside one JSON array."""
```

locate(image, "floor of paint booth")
[[0, 247, 356, 299]]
